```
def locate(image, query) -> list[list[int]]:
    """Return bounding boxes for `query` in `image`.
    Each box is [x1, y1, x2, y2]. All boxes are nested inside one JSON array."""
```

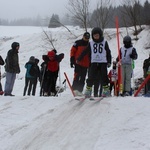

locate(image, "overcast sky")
[[0, 0, 148, 20]]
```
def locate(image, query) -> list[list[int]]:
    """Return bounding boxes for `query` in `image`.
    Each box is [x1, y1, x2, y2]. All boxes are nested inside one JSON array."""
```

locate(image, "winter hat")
[[11, 42, 20, 49], [35, 58, 39, 64], [83, 32, 90, 39], [48, 50, 55, 57], [91, 27, 104, 43], [29, 56, 35, 62]]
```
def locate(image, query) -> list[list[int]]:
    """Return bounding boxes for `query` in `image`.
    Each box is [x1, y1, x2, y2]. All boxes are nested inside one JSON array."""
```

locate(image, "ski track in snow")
[[0, 97, 111, 150]]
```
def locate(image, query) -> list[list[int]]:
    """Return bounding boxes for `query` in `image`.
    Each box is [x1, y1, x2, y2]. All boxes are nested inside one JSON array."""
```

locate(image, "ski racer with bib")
[[116, 35, 138, 96], [77, 27, 112, 97]]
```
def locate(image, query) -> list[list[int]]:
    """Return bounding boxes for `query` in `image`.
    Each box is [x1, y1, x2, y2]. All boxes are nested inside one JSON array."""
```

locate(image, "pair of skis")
[[64, 72, 104, 102], [75, 96, 104, 102]]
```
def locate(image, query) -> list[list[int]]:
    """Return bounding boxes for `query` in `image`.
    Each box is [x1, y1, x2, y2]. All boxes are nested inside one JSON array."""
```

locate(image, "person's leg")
[[72, 64, 81, 91], [27, 79, 32, 96], [23, 77, 29, 96], [124, 64, 132, 94], [78, 67, 87, 92], [5, 72, 16, 95], [85, 64, 97, 97], [32, 78, 37, 96]]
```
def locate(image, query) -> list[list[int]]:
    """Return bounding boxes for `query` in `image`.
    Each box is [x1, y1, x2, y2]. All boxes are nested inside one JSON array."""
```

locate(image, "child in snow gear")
[[116, 35, 138, 96], [0, 55, 4, 95], [40, 55, 49, 96], [41, 50, 64, 96], [143, 53, 150, 96], [4, 42, 20, 96], [70, 32, 90, 96], [108, 61, 118, 96], [77, 27, 112, 97], [33, 58, 40, 95], [23, 56, 40, 96]]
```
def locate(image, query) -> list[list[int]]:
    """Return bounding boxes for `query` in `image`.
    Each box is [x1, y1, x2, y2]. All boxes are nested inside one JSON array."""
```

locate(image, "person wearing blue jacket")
[[23, 56, 39, 96]]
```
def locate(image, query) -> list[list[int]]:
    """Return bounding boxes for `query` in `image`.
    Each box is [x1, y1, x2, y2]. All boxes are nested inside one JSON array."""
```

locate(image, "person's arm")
[[56, 53, 64, 62], [0, 56, 4, 65], [70, 41, 78, 68], [130, 48, 138, 60], [105, 41, 111, 67]]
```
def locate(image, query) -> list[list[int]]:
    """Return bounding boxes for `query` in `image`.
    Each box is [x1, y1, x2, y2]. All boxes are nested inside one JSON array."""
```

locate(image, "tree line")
[[0, 0, 149, 32]]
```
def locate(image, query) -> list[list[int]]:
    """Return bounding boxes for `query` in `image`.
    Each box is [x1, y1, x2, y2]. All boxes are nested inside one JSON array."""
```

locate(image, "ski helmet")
[[123, 35, 132, 48], [123, 35, 131, 44]]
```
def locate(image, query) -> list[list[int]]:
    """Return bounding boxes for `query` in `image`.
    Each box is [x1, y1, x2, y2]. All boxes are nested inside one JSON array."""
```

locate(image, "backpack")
[[29, 64, 37, 76]]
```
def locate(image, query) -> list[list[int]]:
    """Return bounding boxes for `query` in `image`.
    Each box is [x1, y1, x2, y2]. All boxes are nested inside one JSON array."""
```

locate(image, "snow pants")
[[4, 72, 16, 95], [86, 63, 109, 96], [72, 64, 88, 92], [121, 64, 132, 92]]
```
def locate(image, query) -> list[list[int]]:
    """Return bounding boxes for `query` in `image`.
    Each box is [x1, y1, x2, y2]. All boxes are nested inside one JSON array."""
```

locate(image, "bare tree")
[[90, 0, 112, 30], [67, 0, 90, 31], [121, 0, 143, 37]]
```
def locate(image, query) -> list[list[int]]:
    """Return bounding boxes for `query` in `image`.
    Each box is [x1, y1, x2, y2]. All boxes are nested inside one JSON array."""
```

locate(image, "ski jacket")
[[77, 40, 111, 65], [47, 53, 64, 72], [70, 39, 90, 67], [108, 69, 118, 83], [143, 57, 150, 77], [25, 62, 36, 78], [5, 49, 20, 73], [116, 46, 138, 64]]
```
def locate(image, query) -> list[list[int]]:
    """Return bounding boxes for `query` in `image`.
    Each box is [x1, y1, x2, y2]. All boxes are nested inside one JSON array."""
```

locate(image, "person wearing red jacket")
[[43, 50, 64, 96], [70, 32, 90, 96], [108, 61, 118, 96]]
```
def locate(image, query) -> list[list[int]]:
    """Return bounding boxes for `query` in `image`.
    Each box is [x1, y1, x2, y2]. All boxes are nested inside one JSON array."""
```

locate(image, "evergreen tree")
[[48, 14, 61, 28]]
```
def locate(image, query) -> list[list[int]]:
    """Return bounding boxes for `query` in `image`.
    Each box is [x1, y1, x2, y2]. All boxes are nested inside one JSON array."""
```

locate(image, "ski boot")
[[102, 85, 110, 97], [84, 86, 92, 98]]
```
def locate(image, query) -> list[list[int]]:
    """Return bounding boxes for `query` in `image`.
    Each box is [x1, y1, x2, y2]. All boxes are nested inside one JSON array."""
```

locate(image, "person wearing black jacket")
[[77, 27, 112, 97], [143, 53, 150, 95], [0, 55, 4, 95], [4, 42, 20, 96]]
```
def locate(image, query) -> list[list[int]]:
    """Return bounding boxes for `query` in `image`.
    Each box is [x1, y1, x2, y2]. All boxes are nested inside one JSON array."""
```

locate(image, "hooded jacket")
[[5, 42, 20, 73]]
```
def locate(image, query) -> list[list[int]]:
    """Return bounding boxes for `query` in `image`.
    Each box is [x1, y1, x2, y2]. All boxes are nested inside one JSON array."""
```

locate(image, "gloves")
[[107, 63, 111, 68], [70, 56, 75, 68], [130, 54, 134, 59]]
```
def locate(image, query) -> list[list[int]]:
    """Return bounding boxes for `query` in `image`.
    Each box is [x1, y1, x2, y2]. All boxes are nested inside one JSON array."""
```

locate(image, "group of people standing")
[[0, 42, 64, 96], [23, 49, 64, 96], [70, 27, 140, 97], [0, 27, 150, 97]]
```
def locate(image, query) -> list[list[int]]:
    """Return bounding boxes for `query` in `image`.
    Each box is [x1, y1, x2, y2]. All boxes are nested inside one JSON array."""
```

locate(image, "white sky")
[[0, 0, 148, 20], [0, 25, 150, 149]]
